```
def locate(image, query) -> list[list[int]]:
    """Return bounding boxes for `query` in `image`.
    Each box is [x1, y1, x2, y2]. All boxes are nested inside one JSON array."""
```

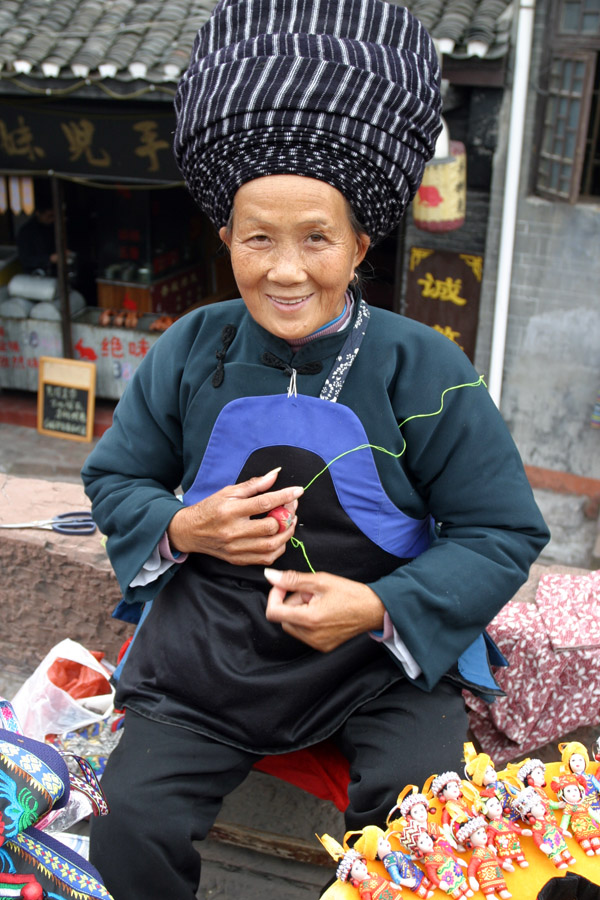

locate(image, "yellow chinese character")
[[417, 272, 467, 306], [133, 121, 169, 173], [61, 119, 110, 167], [0, 116, 45, 161]]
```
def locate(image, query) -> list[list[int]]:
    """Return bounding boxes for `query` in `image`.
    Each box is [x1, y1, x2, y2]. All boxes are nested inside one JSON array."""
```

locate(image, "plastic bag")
[[11, 638, 115, 741]]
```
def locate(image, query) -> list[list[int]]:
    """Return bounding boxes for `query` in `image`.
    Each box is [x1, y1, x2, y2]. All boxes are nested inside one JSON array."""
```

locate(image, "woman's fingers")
[[167, 467, 302, 563], [264, 568, 386, 651]]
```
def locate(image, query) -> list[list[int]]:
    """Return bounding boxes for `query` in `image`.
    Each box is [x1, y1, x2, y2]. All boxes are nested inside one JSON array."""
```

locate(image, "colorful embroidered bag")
[[0, 715, 113, 900]]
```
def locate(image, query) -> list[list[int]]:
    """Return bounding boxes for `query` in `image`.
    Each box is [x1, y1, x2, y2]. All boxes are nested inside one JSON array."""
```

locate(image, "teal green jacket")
[[82, 297, 549, 752]]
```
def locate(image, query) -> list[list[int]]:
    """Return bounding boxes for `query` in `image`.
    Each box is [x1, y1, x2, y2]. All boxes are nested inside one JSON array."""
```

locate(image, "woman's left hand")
[[264, 568, 385, 652]]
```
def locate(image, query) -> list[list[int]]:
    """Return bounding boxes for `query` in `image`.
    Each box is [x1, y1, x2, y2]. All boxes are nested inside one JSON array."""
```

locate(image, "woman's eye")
[[307, 233, 325, 243], [248, 234, 269, 244]]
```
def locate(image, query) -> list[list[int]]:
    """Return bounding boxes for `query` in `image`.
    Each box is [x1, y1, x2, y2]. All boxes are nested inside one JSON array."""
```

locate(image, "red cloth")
[[254, 740, 350, 811]]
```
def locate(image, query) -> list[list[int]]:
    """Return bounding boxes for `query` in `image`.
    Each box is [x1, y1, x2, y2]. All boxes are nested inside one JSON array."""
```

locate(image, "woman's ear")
[[219, 225, 231, 249], [354, 233, 370, 268]]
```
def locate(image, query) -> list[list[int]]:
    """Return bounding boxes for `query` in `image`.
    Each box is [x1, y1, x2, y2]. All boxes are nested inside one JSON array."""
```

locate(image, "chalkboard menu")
[[37, 357, 96, 442]]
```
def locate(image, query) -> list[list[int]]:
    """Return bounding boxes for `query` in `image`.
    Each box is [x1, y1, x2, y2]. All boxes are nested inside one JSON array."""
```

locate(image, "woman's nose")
[[267, 248, 306, 284]]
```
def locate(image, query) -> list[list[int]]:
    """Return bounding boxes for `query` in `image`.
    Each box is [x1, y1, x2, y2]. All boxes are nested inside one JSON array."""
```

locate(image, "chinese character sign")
[[404, 247, 484, 362], [0, 100, 180, 180]]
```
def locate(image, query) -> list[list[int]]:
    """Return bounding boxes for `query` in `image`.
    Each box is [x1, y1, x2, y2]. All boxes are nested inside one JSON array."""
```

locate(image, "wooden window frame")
[[534, 0, 600, 203]]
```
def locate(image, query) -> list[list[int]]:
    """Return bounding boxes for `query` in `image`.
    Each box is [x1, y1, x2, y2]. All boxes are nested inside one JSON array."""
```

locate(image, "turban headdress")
[[174, 0, 442, 241]]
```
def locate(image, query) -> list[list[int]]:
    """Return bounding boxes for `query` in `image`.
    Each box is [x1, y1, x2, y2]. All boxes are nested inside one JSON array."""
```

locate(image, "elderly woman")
[[82, 0, 549, 896]]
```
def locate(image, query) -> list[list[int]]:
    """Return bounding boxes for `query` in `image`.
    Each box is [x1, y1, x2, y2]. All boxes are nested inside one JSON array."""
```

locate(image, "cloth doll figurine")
[[463, 743, 518, 817], [428, 772, 476, 829], [558, 742, 600, 811], [511, 786, 577, 869], [377, 834, 435, 898], [479, 793, 530, 870], [388, 787, 444, 841], [336, 849, 404, 900], [550, 774, 600, 856], [345, 824, 434, 898], [399, 823, 473, 900], [514, 758, 552, 810], [455, 815, 512, 900]]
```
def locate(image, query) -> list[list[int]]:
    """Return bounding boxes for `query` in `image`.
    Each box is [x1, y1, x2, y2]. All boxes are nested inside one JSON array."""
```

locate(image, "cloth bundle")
[[465, 569, 600, 765], [174, 0, 442, 241]]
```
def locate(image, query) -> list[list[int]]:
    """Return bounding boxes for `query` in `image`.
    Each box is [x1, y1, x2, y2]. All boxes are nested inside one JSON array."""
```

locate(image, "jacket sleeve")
[[81, 316, 201, 605], [366, 328, 549, 692]]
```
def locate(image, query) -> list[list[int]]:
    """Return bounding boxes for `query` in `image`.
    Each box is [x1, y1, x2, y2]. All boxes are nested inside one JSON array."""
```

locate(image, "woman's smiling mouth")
[[267, 294, 313, 306]]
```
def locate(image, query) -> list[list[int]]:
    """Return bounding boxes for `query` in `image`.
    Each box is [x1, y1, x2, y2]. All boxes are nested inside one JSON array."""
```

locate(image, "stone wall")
[[0, 475, 130, 681]]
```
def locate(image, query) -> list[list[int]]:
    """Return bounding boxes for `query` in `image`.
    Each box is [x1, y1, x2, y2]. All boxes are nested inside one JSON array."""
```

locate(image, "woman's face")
[[220, 175, 370, 341]]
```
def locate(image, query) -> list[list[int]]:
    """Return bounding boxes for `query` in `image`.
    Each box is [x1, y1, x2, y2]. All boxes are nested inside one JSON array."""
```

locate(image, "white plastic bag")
[[11, 638, 115, 741]]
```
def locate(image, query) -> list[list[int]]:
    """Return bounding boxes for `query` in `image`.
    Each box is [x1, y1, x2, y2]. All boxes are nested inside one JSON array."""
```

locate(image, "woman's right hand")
[[166, 467, 303, 566]]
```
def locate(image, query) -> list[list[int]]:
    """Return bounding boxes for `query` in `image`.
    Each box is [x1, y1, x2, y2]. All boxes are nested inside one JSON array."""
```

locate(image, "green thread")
[[291, 376, 486, 571], [290, 536, 316, 573], [303, 375, 486, 491]]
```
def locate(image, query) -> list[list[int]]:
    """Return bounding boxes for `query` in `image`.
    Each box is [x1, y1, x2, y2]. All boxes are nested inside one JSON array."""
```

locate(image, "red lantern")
[[413, 140, 467, 233]]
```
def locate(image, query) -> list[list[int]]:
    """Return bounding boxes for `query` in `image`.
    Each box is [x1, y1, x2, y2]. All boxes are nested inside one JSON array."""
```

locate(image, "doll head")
[[377, 835, 393, 860], [463, 742, 496, 788], [481, 794, 504, 822], [349, 825, 385, 862], [350, 857, 370, 884], [400, 822, 434, 857], [551, 773, 586, 805], [512, 786, 546, 823], [336, 849, 364, 883], [518, 758, 546, 789], [559, 741, 590, 775], [392, 787, 434, 827], [456, 815, 488, 850], [430, 771, 463, 802], [404, 797, 432, 825]]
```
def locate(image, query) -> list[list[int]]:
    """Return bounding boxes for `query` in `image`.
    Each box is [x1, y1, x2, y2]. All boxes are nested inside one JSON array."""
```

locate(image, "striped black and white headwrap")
[[174, 0, 442, 242]]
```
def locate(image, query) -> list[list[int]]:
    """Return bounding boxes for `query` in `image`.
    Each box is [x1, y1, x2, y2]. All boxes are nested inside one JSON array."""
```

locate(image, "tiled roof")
[[0, 0, 512, 88]]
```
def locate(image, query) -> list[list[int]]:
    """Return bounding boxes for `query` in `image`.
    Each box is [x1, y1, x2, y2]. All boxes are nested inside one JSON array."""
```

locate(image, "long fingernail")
[[264, 567, 282, 583], [266, 467, 282, 478], [291, 486, 304, 499]]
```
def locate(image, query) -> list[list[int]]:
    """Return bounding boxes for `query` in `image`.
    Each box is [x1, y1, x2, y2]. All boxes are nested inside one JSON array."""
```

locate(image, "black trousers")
[[90, 679, 467, 899]]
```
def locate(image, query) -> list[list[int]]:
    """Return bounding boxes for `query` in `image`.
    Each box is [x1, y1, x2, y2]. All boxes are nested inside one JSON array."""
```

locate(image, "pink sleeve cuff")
[[158, 532, 188, 564], [369, 611, 394, 642]]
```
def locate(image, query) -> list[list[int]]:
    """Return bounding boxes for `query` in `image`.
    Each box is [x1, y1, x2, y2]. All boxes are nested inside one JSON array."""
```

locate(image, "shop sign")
[[37, 356, 96, 443], [404, 247, 483, 362], [0, 311, 159, 399], [0, 100, 180, 181]]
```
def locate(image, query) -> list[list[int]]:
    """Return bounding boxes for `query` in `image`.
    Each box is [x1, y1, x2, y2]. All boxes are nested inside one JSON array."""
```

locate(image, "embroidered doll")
[[479, 793, 530, 871], [514, 758, 552, 810], [550, 773, 600, 856], [388, 787, 445, 842], [463, 743, 518, 818], [455, 815, 512, 900], [345, 824, 434, 898], [336, 849, 405, 900], [558, 741, 600, 811], [511, 786, 577, 870], [399, 823, 473, 900], [428, 772, 476, 829], [377, 833, 435, 898]]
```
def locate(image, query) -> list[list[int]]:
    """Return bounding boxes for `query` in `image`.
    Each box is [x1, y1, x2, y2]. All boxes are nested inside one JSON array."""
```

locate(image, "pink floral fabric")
[[464, 570, 600, 765]]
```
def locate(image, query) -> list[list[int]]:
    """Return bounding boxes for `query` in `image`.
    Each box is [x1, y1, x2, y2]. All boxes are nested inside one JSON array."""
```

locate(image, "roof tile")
[[0, 0, 512, 87]]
